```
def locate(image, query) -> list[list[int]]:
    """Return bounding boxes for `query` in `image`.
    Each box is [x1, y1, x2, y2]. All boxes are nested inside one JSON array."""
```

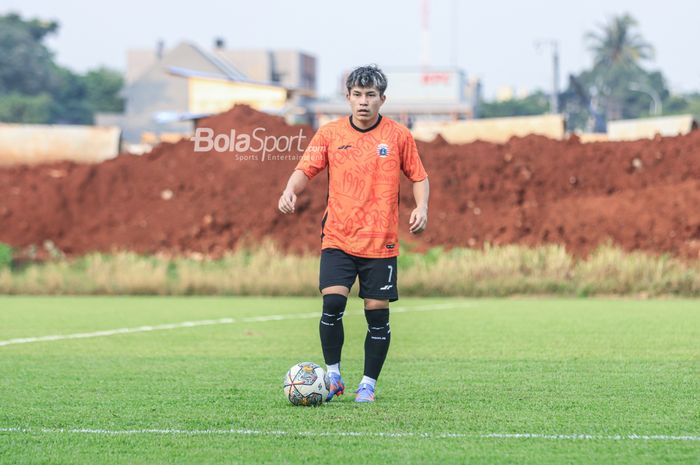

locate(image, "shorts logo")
[[379, 284, 393, 291], [377, 143, 390, 157]]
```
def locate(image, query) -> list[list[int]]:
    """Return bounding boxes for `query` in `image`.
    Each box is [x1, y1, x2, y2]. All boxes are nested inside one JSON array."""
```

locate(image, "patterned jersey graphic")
[[295, 116, 428, 258]]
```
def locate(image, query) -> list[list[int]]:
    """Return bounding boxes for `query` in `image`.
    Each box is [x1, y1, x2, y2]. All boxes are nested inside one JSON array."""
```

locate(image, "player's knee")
[[321, 285, 349, 297], [364, 298, 389, 310], [364, 308, 390, 339], [321, 294, 347, 325]]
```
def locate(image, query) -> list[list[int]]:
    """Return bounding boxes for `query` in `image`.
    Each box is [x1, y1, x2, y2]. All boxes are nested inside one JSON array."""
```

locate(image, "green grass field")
[[0, 296, 698, 464]]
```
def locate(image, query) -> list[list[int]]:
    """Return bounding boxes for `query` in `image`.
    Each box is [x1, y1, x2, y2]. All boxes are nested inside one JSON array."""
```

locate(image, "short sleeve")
[[400, 131, 428, 182], [295, 128, 328, 179]]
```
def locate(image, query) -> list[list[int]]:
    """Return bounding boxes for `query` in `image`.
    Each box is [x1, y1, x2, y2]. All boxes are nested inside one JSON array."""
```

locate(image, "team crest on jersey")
[[376, 143, 390, 157]]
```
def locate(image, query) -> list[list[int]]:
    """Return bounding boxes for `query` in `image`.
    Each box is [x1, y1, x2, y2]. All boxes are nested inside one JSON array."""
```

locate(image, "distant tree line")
[[0, 12, 123, 124], [2, 11, 698, 130]]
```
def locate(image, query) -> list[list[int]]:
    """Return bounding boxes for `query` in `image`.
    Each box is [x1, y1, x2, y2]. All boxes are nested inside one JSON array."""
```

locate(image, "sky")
[[3, 0, 699, 99]]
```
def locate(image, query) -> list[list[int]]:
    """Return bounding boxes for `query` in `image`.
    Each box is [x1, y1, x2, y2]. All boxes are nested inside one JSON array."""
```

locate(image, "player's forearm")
[[413, 178, 429, 211], [285, 169, 309, 195]]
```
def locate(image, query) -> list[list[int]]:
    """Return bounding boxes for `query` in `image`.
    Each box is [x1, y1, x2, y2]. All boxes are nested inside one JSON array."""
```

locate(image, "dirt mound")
[[415, 132, 700, 257], [0, 105, 699, 259]]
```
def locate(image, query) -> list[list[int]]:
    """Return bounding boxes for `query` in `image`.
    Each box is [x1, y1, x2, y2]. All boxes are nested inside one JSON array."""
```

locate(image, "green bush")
[[0, 243, 13, 269]]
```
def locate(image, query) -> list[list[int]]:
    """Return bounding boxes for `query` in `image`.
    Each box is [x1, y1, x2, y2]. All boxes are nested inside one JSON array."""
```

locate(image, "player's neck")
[[349, 114, 382, 132]]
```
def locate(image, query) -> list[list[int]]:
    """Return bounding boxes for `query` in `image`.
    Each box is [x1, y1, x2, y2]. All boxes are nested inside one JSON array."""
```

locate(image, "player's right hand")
[[278, 190, 297, 214]]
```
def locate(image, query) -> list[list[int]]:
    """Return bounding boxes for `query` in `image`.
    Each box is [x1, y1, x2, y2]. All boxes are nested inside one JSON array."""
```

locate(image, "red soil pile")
[[0, 105, 698, 259], [417, 132, 700, 258]]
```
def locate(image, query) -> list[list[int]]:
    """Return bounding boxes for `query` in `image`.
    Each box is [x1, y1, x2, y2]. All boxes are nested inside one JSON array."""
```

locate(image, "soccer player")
[[278, 65, 429, 403]]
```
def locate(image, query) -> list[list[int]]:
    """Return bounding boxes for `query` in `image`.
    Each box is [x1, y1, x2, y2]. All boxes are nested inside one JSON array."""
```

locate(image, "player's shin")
[[363, 308, 391, 382], [319, 294, 347, 368]]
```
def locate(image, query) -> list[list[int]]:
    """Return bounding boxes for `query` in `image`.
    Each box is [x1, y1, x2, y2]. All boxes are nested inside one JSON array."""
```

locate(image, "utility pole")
[[535, 39, 560, 114]]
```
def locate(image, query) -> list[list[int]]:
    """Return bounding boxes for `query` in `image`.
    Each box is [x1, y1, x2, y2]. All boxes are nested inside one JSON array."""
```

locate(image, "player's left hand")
[[409, 207, 428, 234]]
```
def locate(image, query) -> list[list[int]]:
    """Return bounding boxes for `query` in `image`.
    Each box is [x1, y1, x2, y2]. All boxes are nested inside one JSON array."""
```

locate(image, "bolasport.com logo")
[[191, 127, 310, 161]]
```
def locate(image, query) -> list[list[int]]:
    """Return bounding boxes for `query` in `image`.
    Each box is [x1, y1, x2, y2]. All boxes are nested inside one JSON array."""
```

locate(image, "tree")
[[0, 12, 124, 124], [586, 14, 654, 73], [478, 92, 549, 119], [0, 13, 59, 95], [83, 67, 125, 114], [585, 13, 656, 122], [562, 13, 674, 131], [663, 92, 700, 120], [49, 65, 93, 124], [0, 93, 53, 123]]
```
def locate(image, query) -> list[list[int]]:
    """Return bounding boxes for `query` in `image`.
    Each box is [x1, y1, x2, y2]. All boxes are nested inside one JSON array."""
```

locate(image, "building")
[[212, 45, 317, 98], [97, 41, 317, 145], [312, 68, 481, 128]]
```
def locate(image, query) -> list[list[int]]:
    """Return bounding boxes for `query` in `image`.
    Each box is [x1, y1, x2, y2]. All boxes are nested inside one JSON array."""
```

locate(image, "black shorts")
[[319, 248, 399, 302]]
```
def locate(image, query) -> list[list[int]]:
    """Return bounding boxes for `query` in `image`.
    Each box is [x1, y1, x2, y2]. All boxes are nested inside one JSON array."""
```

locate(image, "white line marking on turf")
[[0, 302, 470, 348], [0, 318, 237, 347], [0, 427, 697, 442]]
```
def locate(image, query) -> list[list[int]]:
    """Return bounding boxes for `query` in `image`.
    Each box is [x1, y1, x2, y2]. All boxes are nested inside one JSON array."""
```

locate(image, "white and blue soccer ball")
[[284, 362, 329, 406]]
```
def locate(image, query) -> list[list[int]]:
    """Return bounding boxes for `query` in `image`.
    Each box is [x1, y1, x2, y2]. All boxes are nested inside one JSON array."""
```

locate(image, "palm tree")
[[585, 14, 655, 121], [586, 14, 654, 71]]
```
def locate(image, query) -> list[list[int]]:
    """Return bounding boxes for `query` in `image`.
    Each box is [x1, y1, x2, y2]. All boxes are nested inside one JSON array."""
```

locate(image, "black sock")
[[363, 308, 391, 380], [319, 294, 347, 365]]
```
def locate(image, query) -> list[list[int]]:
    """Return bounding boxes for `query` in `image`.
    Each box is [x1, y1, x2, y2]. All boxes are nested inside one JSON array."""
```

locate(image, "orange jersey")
[[295, 115, 428, 258]]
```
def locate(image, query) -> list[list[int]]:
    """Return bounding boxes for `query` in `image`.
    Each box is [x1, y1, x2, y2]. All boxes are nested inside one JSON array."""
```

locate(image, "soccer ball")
[[284, 362, 329, 406]]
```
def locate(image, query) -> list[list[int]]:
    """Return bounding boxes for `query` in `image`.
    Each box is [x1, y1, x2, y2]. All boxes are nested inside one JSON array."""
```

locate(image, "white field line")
[[0, 427, 697, 442], [0, 302, 470, 348]]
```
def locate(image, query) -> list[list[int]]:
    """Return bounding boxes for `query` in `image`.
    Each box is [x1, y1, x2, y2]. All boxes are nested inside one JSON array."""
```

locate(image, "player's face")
[[346, 86, 386, 125]]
